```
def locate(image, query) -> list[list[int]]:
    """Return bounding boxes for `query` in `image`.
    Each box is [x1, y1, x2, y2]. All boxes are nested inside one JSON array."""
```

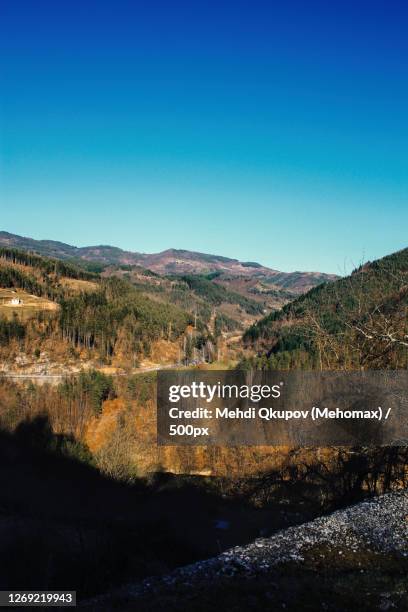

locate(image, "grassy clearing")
[[58, 277, 99, 293], [0, 288, 59, 321]]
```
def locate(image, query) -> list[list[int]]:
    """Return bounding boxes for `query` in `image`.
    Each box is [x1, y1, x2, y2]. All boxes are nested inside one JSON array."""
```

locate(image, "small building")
[[10, 297, 22, 306]]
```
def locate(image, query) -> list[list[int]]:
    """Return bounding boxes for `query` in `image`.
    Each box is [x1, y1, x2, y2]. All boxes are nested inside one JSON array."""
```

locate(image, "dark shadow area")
[[0, 416, 316, 600], [1, 416, 407, 603]]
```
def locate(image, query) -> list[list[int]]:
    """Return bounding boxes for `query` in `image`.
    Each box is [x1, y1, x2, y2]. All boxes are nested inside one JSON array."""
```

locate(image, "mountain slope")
[[242, 247, 408, 369], [0, 231, 338, 293], [0, 247, 196, 369]]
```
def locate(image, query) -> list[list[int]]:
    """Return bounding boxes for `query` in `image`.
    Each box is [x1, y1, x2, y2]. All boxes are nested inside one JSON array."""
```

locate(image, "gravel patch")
[[82, 489, 408, 606]]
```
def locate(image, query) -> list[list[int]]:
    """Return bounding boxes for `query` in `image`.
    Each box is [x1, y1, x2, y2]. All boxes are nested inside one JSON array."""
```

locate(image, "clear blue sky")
[[1, 1, 407, 274]]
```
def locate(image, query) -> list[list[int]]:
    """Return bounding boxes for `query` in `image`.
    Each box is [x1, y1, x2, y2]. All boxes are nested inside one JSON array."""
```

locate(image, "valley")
[[0, 232, 336, 378], [0, 236, 407, 480], [0, 233, 407, 606]]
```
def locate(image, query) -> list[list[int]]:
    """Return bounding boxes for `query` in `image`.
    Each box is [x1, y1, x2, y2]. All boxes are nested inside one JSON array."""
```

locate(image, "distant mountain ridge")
[[0, 231, 338, 293]]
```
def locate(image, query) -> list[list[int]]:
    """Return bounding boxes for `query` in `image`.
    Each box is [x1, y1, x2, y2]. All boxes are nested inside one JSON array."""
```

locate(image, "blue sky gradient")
[[1, 0, 407, 273]]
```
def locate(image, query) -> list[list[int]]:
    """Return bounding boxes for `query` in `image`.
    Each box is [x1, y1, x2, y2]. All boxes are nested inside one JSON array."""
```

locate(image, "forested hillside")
[[0, 247, 97, 296], [59, 277, 192, 361], [0, 248, 196, 368], [105, 266, 267, 330], [242, 248, 408, 370]]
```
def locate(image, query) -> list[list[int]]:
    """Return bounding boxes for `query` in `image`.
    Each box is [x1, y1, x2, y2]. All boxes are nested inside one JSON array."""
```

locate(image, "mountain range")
[[0, 231, 338, 294]]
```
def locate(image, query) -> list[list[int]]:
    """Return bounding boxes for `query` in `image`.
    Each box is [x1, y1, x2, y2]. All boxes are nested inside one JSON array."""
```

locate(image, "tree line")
[[0, 247, 97, 281]]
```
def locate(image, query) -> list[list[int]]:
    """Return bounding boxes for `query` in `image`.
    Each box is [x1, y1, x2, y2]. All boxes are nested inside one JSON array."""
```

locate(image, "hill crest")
[[0, 231, 338, 293]]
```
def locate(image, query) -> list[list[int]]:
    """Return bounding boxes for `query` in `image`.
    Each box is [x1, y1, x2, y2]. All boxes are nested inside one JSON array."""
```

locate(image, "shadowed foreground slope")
[[0, 416, 322, 598], [83, 490, 408, 611]]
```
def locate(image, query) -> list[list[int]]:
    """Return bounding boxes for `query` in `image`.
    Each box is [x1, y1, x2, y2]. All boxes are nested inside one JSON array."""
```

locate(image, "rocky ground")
[[82, 490, 408, 611]]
